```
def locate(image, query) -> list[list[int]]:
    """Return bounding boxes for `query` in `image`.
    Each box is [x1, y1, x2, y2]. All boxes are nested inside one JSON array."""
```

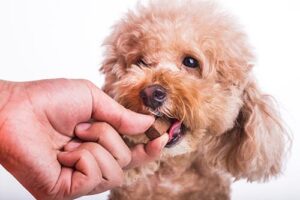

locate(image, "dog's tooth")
[[145, 118, 171, 140]]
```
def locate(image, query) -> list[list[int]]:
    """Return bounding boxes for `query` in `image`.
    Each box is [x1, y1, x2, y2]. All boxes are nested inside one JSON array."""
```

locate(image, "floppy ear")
[[101, 52, 121, 96], [208, 80, 290, 181], [100, 17, 141, 96], [228, 81, 290, 181]]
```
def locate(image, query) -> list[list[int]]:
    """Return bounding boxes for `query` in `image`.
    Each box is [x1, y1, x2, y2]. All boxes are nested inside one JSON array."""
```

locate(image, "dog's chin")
[[160, 118, 204, 157], [163, 137, 193, 157]]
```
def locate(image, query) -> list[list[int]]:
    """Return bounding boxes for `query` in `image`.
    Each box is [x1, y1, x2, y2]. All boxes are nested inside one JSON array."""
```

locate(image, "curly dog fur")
[[101, 0, 289, 199]]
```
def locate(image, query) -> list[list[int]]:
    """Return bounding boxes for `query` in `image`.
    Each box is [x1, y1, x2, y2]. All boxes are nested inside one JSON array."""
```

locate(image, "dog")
[[101, 0, 289, 199]]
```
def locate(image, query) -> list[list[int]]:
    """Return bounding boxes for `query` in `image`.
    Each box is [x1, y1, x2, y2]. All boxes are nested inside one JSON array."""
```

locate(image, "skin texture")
[[0, 79, 169, 200], [101, 0, 290, 199]]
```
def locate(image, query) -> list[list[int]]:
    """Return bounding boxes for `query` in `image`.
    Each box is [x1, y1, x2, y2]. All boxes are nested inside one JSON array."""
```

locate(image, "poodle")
[[100, 0, 289, 199]]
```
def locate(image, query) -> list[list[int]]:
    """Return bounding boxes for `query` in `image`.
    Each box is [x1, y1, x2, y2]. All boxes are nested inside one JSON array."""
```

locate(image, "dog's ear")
[[208, 80, 290, 181], [227, 81, 290, 181], [101, 52, 121, 95], [100, 33, 127, 95], [100, 20, 140, 95]]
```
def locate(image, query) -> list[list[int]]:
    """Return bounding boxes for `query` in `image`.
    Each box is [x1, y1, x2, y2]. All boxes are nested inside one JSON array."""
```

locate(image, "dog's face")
[[102, 0, 287, 180], [102, 0, 251, 156]]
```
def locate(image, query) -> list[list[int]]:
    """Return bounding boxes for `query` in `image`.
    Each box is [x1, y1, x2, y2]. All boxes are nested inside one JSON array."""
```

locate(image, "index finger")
[[87, 82, 155, 135]]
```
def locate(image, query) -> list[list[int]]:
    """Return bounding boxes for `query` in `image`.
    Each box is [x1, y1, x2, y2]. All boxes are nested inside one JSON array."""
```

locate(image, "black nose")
[[140, 84, 167, 109]]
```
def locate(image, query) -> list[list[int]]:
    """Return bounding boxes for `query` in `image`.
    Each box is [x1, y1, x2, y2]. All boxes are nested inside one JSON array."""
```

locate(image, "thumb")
[[86, 82, 155, 135]]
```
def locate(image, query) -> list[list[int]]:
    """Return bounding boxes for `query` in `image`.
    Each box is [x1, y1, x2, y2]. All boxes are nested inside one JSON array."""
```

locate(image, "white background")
[[0, 0, 299, 199]]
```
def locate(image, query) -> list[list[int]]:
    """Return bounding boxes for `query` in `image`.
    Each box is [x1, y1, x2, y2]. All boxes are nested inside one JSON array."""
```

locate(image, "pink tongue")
[[168, 120, 182, 142]]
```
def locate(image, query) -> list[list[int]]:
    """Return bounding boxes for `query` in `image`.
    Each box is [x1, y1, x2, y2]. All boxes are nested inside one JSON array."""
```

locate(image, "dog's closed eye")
[[136, 58, 149, 67]]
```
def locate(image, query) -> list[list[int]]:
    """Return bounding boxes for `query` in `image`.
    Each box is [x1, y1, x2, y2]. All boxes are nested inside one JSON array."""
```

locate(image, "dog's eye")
[[136, 58, 148, 67], [182, 56, 199, 68]]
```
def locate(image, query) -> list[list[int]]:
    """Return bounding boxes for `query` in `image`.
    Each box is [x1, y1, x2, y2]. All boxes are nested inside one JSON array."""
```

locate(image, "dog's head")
[[101, 0, 289, 181]]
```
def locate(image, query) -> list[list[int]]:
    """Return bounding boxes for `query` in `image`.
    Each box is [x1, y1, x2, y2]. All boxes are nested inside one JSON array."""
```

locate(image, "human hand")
[[0, 79, 168, 200]]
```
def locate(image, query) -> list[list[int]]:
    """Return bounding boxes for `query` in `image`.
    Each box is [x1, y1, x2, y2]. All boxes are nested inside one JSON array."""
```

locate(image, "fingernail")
[[64, 139, 81, 151], [76, 123, 91, 132], [160, 133, 169, 148]]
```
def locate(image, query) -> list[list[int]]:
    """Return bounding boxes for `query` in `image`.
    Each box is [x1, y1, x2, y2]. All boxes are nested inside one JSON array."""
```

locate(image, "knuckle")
[[98, 122, 113, 133], [105, 167, 124, 187], [79, 148, 91, 158], [112, 169, 124, 187], [80, 79, 93, 86], [118, 149, 132, 167], [80, 142, 99, 152], [96, 123, 115, 143]]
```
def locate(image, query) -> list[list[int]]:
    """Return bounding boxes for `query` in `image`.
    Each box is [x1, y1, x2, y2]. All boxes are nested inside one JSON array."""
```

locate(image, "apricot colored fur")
[[101, 1, 289, 199]]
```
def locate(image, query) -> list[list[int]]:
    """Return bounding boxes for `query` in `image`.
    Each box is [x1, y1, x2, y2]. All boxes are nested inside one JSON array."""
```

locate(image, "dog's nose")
[[140, 84, 167, 109]]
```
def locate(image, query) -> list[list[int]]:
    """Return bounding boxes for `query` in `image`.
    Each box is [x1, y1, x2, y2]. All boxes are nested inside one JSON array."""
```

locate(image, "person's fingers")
[[63, 138, 82, 151], [126, 133, 169, 169], [85, 82, 155, 135], [57, 149, 102, 198], [75, 122, 131, 168], [74, 143, 124, 194]]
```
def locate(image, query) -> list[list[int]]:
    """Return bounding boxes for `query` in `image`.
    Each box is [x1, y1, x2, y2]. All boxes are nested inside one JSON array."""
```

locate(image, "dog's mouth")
[[146, 111, 186, 147], [165, 119, 186, 148]]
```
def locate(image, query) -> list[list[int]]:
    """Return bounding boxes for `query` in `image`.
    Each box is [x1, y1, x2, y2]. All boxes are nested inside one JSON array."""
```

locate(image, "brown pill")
[[145, 118, 171, 140]]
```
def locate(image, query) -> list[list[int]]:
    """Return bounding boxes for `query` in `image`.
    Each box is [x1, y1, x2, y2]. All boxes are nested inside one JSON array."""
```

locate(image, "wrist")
[[0, 79, 14, 115], [0, 80, 16, 162]]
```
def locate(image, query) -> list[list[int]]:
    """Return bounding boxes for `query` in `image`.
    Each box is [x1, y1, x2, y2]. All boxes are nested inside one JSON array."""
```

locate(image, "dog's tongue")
[[168, 120, 182, 141]]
